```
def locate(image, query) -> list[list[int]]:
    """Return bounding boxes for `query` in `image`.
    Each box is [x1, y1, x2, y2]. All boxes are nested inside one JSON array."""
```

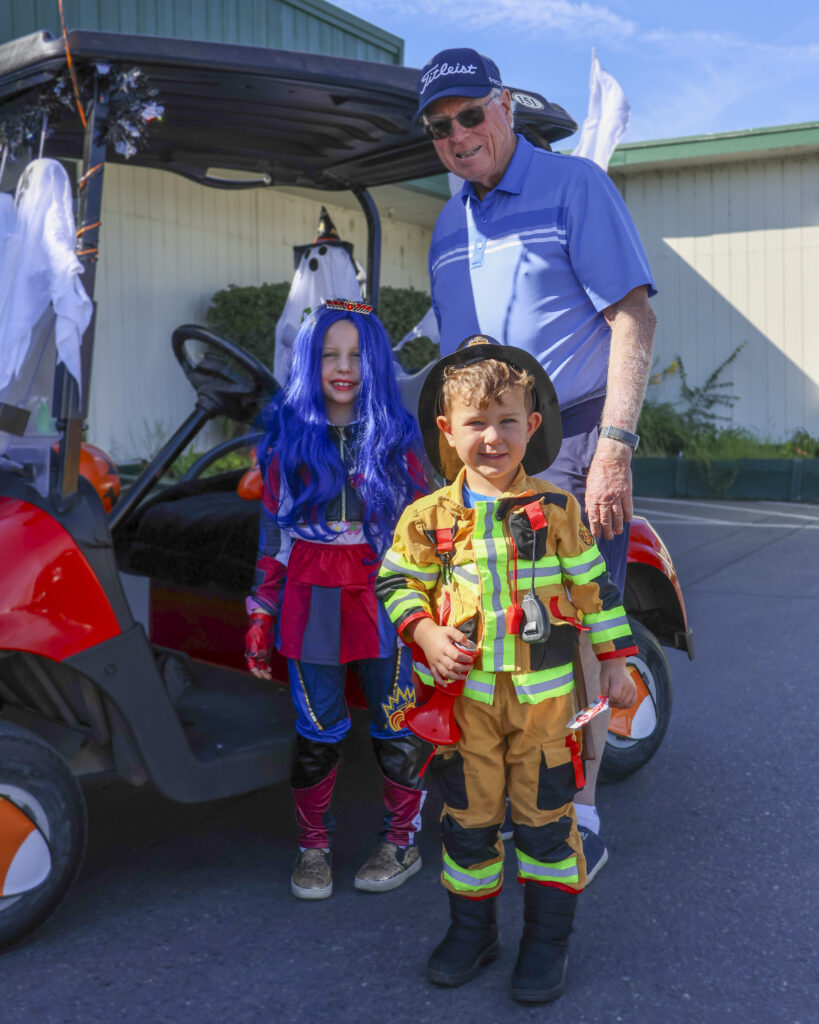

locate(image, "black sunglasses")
[[423, 95, 498, 141]]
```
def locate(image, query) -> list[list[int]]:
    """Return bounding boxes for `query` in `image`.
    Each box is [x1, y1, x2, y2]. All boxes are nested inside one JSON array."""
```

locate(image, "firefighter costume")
[[375, 335, 637, 997]]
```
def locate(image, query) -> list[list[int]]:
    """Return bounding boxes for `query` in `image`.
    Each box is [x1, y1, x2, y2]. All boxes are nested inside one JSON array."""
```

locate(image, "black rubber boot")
[[510, 883, 578, 1003], [427, 892, 500, 987]]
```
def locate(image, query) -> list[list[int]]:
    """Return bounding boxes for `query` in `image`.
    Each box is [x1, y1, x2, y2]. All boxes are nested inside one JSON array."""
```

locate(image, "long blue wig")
[[262, 304, 422, 554]]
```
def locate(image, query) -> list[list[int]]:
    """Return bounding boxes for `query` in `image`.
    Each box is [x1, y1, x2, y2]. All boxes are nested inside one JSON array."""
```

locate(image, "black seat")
[[115, 470, 259, 596]]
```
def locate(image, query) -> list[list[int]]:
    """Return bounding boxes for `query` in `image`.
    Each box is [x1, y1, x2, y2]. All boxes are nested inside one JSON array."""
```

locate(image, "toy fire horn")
[[405, 639, 478, 746]]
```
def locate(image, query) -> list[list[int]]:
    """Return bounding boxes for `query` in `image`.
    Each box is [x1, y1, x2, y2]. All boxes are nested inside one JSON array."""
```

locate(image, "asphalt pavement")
[[2, 498, 817, 1024]]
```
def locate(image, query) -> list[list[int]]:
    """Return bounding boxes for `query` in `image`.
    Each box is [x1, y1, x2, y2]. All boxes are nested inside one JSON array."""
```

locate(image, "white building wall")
[[89, 164, 432, 461], [614, 153, 819, 440]]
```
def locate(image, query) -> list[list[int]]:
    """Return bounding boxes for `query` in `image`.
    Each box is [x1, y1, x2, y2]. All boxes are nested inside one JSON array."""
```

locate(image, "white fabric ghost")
[[0, 158, 93, 397], [273, 243, 361, 385], [0, 193, 22, 370]]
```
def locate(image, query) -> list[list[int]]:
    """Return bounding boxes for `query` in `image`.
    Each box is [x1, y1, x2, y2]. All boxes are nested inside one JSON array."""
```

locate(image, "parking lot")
[[2, 498, 817, 1024]]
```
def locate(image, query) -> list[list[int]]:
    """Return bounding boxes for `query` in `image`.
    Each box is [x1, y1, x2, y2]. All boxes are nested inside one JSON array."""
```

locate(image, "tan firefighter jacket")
[[376, 466, 637, 705]]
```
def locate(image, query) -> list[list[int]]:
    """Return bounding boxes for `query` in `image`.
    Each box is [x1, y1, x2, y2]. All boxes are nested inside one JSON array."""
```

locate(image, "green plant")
[[166, 445, 254, 480], [377, 286, 439, 370], [205, 282, 291, 366], [676, 342, 746, 434], [377, 285, 431, 342], [637, 344, 748, 457]]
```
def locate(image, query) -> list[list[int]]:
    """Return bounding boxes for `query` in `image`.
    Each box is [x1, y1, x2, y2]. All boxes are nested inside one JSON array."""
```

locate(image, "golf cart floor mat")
[[159, 655, 297, 762]]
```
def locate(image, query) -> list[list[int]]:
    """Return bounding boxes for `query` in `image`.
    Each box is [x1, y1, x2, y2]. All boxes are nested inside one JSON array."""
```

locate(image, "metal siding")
[[86, 164, 432, 461], [0, 1, 401, 62], [619, 153, 819, 440]]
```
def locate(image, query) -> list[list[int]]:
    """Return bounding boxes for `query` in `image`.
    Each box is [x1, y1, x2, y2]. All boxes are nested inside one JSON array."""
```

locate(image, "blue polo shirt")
[[429, 135, 656, 408]]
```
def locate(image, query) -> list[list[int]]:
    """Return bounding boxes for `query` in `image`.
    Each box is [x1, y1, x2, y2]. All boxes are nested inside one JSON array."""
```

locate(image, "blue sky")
[[335, 0, 819, 143]]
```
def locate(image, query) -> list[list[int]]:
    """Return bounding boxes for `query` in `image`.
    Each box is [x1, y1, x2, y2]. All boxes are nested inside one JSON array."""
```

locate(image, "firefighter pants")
[[427, 672, 587, 897]]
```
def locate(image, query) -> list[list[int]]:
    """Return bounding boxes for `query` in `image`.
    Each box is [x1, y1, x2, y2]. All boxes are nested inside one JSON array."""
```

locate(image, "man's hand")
[[409, 618, 473, 687], [599, 658, 637, 709], [585, 442, 633, 540], [245, 611, 275, 680]]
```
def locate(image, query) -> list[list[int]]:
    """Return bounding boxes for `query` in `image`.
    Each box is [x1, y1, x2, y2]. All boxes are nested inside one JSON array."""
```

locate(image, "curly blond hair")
[[440, 358, 535, 417]]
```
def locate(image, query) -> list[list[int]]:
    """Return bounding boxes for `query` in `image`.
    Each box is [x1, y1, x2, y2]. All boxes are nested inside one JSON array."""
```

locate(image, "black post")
[[351, 184, 381, 310], [54, 66, 109, 503]]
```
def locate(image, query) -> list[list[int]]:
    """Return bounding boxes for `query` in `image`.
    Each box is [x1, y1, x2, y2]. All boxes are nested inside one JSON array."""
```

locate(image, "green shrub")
[[205, 282, 291, 366], [637, 344, 819, 459], [377, 285, 432, 342], [204, 281, 440, 372]]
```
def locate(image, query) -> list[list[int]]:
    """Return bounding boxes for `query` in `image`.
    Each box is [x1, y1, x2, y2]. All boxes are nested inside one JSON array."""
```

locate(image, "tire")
[[599, 619, 673, 784], [0, 721, 87, 951]]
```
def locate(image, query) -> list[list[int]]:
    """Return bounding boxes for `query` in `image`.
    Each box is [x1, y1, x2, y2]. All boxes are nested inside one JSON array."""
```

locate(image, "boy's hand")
[[245, 612, 275, 680], [599, 658, 637, 709], [409, 618, 473, 687]]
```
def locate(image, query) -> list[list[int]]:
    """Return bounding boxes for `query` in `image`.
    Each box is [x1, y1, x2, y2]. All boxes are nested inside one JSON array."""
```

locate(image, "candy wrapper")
[[566, 695, 609, 730]]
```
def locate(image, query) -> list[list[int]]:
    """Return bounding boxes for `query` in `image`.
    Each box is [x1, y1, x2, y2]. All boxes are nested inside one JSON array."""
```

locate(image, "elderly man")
[[418, 48, 657, 884]]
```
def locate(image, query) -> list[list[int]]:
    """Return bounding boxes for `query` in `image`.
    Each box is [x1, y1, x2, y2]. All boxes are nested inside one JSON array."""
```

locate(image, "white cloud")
[[341, 0, 637, 40]]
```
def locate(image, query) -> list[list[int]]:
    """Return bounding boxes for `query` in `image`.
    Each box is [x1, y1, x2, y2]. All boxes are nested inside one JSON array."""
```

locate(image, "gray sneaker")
[[354, 842, 422, 893], [291, 848, 333, 900]]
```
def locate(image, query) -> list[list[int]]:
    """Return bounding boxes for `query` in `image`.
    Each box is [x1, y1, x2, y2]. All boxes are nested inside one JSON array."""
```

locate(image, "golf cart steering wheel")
[[171, 324, 278, 422]]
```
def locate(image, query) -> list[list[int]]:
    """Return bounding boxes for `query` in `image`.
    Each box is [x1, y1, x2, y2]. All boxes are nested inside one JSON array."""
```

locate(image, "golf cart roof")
[[0, 30, 577, 189]]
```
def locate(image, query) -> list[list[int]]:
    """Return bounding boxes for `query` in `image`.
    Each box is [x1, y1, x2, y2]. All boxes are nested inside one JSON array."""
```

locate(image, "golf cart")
[[0, 29, 693, 949]]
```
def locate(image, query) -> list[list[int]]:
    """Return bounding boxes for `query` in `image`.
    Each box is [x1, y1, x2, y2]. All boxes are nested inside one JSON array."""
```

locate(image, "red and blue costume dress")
[[249, 421, 430, 850]]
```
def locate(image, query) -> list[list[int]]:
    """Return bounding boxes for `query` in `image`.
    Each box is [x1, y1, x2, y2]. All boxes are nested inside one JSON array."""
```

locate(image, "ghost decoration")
[[273, 207, 362, 385], [0, 159, 92, 399]]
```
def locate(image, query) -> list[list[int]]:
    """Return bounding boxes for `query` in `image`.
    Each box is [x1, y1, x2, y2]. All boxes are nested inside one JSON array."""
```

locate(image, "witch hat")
[[293, 206, 354, 268]]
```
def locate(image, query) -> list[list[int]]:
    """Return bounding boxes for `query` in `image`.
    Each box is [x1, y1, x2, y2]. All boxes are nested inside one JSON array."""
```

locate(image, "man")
[[418, 48, 657, 881]]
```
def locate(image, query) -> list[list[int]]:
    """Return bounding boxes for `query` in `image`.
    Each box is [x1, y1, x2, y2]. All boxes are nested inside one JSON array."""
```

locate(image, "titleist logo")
[[421, 61, 478, 93]]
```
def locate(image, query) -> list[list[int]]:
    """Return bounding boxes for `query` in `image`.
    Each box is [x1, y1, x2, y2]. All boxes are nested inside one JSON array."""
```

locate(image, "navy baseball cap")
[[415, 48, 503, 120]]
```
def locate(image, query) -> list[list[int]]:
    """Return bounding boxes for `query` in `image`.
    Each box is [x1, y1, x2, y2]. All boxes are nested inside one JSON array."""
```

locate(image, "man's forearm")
[[599, 285, 657, 436]]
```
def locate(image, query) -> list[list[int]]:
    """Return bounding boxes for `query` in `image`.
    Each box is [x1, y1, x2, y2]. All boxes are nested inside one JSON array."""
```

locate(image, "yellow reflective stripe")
[[413, 663, 434, 688], [380, 551, 439, 588], [561, 546, 607, 585], [463, 668, 496, 704], [561, 546, 603, 569], [443, 852, 503, 893], [513, 677, 575, 705], [583, 608, 627, 625], [513, 664, 574, 703], [385, 592, 430, 622], [590, 623, 633, 643], [515, 849, 579, 883]]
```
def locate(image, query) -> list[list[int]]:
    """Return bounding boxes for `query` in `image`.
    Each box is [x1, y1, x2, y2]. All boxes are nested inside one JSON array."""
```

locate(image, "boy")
[[375, 336, 637, 1003]]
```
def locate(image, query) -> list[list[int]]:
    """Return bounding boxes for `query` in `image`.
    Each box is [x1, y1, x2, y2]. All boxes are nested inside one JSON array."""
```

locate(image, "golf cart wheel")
[[599, 619, 673, 784], [0, 721, 87, 950]]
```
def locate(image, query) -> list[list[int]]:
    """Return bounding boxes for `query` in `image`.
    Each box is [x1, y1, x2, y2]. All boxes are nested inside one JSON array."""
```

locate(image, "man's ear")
[[436, 413, 457, 448], [500, 88, 514, 125], [526, 410, 542, 440]]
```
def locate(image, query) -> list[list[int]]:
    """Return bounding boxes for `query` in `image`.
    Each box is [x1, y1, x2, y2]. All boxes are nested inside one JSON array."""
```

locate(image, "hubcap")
[[0, 790, 52, 901]]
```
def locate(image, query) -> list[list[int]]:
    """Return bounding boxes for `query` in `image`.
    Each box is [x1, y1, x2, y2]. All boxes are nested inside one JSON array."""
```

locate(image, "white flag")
[[571, 49, 630, 171]]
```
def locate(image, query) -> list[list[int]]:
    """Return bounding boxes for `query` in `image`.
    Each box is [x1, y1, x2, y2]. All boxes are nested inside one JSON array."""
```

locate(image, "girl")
[[244, 300, 429, 900]]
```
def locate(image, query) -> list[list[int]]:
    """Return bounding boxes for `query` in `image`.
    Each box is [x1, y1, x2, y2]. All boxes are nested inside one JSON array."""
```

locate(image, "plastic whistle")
[[566, 695, 610, 730]]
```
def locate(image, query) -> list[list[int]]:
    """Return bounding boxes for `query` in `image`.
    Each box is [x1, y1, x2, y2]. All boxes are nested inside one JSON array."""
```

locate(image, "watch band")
[[599, 425, 640, 450]]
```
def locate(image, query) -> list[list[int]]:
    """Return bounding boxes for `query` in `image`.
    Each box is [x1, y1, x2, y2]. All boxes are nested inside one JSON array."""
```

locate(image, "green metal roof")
[[0, 0, 403, 64], [607, 122, 819, 173]]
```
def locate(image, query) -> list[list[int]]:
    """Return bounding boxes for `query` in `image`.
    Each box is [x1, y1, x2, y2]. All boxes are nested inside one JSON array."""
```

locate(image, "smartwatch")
[[599, 425, 640, 450]]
